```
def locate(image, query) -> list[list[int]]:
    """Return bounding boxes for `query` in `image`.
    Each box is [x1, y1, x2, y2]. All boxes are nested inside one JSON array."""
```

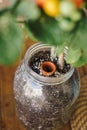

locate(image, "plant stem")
[[51, 46, 57, 58], [58, 53, 64, 70], [83, 8, 87, 16], [11, 0, 21, 14], [51, 46, 64, 70]]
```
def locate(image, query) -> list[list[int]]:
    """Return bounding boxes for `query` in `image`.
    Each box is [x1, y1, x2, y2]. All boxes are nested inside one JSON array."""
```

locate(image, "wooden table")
[[0, 38, 87, 130]]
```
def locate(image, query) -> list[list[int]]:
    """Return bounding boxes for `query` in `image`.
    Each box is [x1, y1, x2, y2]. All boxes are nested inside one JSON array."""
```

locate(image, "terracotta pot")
[[14, 43, 80, 130], [41, 61, 56, 76]]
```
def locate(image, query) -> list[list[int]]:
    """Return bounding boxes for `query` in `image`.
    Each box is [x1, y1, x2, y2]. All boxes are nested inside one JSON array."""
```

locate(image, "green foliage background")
[[0, 0, 87, 67]]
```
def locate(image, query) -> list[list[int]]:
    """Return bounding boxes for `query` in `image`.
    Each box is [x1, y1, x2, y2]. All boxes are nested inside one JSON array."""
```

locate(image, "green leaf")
[[15, 1, 41, 21], [69, 17, 87, 49], [71, 58, 87, 67], [27, 15, 68, 46], [0, 15, 23, 65], [72, 49, 87, 67], [67, 16, 87, 66], [66, 47, 81, 64]]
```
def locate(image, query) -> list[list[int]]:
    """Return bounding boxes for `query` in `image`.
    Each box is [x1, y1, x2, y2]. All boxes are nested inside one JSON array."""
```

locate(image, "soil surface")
[[29, 50, 70, 77]]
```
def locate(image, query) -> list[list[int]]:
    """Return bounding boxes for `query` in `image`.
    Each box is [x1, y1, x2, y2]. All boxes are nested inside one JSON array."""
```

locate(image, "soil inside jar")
[[29, 50, 70, 77]]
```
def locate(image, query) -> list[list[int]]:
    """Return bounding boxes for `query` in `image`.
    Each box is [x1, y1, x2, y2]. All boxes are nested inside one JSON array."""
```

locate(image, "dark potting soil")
[[29, 50, 70, 77]]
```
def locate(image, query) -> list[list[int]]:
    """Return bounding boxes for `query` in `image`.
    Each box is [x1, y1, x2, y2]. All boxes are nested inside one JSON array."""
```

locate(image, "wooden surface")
[[0, 38, 87, 130], [70, 75, 87, 130]]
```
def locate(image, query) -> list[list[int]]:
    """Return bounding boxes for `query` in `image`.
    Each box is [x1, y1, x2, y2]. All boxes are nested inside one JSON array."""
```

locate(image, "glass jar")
[[13, 43, 80, 130]]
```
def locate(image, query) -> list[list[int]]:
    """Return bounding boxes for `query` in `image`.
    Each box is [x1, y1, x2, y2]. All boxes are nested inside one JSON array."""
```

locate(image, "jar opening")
[[24, 43, 74, 85]]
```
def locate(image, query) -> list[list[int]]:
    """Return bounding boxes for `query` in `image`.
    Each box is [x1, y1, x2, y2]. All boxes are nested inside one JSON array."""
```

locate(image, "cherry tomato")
[[36, 0, 46, 7], [72, 0, 84, 8], [43, 0, 60, 17]]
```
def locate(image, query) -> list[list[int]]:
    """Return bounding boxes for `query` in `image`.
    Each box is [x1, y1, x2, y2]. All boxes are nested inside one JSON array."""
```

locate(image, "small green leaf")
[[66, 47, 81, 64], [71, 57, 87, 67], [72, 49, 87, 67], [0, 15, 23, 65], [15, 1, 41, 20]]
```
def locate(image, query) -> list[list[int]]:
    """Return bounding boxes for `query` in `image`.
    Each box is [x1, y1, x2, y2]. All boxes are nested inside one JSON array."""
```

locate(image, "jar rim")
[[24, 43, 74, 85]]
